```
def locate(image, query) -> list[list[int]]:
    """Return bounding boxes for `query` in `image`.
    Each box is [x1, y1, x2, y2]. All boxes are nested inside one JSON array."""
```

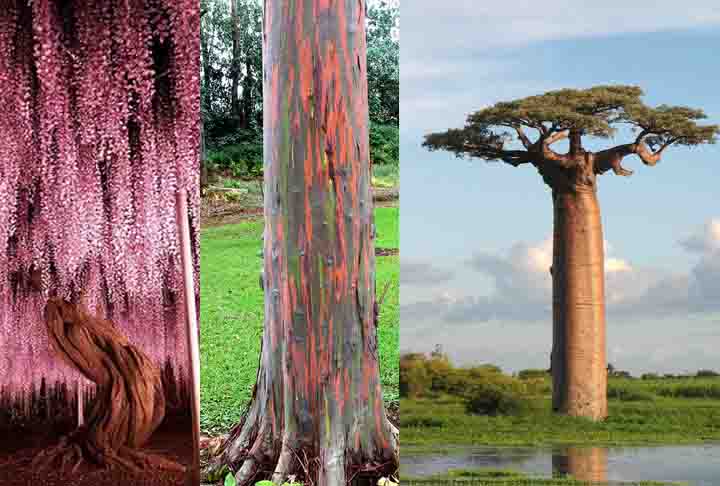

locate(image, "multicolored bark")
[[210, 1, 398, 484]]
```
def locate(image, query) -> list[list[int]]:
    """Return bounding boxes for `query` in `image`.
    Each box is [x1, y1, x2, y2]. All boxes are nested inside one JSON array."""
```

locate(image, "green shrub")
[[369, 122, 399, 166], [465, 384, 527, 416], [446, 468, 524, 479], [696, 369, 720, 378], [656, 383, 720, 399], [607, 384, 655, 401], [373, 163, 399, 187], [399, 354, 431, 398], [207, 141, 263, 179], [402, 416, 445, 428], [517, 369, 549, 380], [641, 373, 660, 380]]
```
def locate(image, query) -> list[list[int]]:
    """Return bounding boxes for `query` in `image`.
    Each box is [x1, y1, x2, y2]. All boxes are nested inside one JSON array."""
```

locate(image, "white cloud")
[[681, 219, 720, 253], [403, 1, 720, 52], [401, 217, 720, 325]]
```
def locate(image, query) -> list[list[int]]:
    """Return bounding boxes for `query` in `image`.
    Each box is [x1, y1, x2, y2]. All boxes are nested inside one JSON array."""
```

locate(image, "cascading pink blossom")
[[0, 0, 200, 418]]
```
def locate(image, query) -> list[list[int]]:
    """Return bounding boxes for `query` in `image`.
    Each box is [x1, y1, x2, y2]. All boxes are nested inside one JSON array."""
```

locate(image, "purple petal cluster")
[[0, 0, 200, 406]]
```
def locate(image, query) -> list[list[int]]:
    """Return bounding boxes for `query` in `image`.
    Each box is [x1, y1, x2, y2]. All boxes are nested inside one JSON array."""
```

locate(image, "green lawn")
[[200, 207, 399, 434], [402, 393, 720, 452]]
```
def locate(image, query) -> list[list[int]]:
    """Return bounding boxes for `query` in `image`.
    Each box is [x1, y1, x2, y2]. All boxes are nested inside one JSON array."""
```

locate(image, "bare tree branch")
[[544, 129, 569, 146], [593, 138, 675, 176], [514, 126, 532, 148]]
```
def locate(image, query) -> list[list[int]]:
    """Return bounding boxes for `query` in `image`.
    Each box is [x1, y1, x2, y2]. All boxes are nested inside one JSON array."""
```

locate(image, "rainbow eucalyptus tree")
[[208, 0, 398, 484], [0, 0, 199, 471], [424, 86, 718, 420]]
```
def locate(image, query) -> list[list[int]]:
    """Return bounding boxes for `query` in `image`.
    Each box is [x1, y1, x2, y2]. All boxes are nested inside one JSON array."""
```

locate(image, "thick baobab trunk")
[[33, 298, 184, 474], [551, 188, 608, 420], [209, 1, 398, 484]]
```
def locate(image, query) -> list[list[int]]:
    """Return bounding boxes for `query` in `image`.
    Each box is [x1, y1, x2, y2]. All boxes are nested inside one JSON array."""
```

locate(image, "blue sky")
[[400, 1, 720, 374]]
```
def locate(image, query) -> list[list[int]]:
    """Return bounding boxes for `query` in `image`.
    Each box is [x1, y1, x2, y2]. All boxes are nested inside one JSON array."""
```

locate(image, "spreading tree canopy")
[[424, 86, 718, 187]]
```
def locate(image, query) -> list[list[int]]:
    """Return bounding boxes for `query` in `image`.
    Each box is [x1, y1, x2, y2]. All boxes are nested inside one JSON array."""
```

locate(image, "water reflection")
[[552, 447, 607, 482], [402, 444, 720, 485]]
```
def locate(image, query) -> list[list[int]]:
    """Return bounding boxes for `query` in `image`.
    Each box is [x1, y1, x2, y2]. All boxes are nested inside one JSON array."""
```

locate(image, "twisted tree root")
[[31, 298, 185, 475]]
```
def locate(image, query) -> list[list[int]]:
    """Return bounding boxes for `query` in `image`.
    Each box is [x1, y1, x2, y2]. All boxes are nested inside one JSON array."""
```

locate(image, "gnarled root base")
[[205, 413, 398, 486], [31, 426, 186, 475], [31, 298, 186, 476]]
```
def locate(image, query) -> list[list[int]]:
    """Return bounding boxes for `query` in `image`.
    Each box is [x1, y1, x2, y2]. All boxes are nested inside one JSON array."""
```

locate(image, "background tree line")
[[400, 351, 720, 417], [200, 0, 399, 184]]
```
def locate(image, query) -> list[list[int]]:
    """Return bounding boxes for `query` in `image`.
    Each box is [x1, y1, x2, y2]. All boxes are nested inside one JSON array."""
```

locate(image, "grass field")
[[200, 206, 399, 434], [404, 468, 679, 486], [402, 377, 720, 451]]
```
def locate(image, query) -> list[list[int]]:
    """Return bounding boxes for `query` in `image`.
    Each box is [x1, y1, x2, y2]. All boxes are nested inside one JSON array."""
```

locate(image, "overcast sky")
[[400, 1, 720, 375]]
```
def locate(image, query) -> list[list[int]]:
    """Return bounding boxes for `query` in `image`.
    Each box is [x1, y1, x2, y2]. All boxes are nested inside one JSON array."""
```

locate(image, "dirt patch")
[[202, 206, 264, 228], [373, 187, 399, 203], [386, 401, 399, 428], [201, 186, 398, 228], [0, 416, 193, 486], [376, 247, 399, 256]]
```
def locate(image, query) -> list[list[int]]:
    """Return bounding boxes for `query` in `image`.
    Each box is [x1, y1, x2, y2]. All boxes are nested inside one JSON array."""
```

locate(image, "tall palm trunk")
[[551, 188, 608, 420]]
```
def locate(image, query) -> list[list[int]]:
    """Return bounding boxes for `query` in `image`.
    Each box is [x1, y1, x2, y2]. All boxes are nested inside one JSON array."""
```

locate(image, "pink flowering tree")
[[0, 0, 199, 471]]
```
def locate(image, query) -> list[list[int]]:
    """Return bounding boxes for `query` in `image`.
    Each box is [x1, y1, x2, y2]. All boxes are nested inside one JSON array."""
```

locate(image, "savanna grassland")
[[401, 354, 720, 452], [404, 468, 680, 486]]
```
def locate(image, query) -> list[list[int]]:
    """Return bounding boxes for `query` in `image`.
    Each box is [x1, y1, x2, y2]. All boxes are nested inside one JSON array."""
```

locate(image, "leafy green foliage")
[[466, 384, 527, 416], [367, 1, 399, 126], [607, 384, 655, 402], [372, 164, 399, 188], [201, 0, 400, 185], [424, 85, 719, 165], [517, 369, 550, 380], [401, 369, 720, 448], [206, 138, 263, 178], [654, 382, 720, 399], [400, 352, 531, 401], [370, 122, 400, 166]]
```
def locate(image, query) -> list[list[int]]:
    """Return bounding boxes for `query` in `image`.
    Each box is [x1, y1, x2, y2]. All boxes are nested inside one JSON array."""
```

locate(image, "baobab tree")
[[206, 0, 398, 484], [423, 86, 718, 420]]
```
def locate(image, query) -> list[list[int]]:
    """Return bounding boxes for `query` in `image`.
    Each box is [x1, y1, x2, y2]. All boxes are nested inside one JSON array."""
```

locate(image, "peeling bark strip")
[[32, 298, 185, 474], [210, 1, 398, 484]]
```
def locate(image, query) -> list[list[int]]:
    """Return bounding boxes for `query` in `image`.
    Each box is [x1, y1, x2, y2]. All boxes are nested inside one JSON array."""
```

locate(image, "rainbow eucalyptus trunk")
[[209, 1, 398, 484], [33, 298, 184, 474]]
